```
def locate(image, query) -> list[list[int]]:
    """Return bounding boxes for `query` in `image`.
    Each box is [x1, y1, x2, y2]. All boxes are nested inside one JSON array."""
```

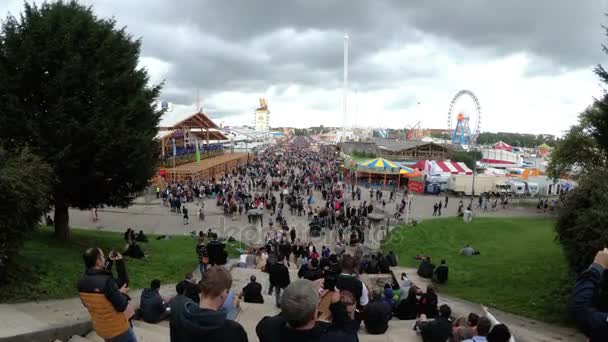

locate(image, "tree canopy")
[[552, 26, 608, 273], [547, 106, 607, 179], [476, 132, 557, 148], [556, 168, 608, 273], [449, 150, 482, 170], [0, 1, 162, 239]]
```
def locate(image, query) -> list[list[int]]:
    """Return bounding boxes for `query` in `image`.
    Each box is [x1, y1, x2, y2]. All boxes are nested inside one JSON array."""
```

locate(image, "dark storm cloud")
[[46, 0, 608, 106], [396, 0, 607, 69], [386, 94, 418, 110]]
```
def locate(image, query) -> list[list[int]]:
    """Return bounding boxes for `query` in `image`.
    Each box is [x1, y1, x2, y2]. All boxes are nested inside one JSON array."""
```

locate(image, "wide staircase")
[[59, 264, 421, 342]]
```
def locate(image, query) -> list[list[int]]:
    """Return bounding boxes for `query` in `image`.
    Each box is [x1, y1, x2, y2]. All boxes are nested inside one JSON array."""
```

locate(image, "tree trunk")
[[54, 200, 70, 240]]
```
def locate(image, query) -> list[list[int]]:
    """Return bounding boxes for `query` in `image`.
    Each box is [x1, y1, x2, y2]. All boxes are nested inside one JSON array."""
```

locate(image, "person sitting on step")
[[240, 275, 264, 304], [139, 279, 171, 323]]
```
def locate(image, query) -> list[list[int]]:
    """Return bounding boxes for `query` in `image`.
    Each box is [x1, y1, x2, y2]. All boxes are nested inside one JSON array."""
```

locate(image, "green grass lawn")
[[0, 227, 244, 303], [383, 217, 571, 324]]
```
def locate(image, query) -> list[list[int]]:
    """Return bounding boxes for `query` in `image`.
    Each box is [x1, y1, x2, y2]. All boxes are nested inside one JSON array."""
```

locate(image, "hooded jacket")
[[139, 288, 168, 323], [171, 300, 248, 342], [256, 313, 358, 342]]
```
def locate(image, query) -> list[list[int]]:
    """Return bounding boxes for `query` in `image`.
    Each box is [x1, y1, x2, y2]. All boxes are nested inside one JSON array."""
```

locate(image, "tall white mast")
[[342, 32, 349, 139]]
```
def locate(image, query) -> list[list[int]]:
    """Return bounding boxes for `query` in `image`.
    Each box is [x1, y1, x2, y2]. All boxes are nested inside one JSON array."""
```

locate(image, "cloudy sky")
[[2, 0, 608, 135]]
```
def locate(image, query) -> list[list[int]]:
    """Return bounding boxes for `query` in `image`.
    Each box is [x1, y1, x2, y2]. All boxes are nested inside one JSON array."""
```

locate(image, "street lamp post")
[[405, 192, 413, 224], [469, 156, 478, 209]]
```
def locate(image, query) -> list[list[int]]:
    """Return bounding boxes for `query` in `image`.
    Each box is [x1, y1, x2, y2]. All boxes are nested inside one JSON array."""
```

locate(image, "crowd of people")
[[77, 242, 514, 342], [77, 137, 521, 342]]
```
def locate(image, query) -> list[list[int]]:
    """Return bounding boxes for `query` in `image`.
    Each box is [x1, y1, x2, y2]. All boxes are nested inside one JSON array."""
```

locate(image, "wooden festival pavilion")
[[157, 111, 248, 182]]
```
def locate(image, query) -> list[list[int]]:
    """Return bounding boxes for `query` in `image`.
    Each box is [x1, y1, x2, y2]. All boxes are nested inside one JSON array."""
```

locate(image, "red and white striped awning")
[[435, 161, 473, 175]]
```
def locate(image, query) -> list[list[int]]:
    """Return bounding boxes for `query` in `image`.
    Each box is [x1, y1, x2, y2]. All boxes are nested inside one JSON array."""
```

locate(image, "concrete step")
[[67, 335, 91, 342], [83, 331, 103, 342], [132, 320, 170, 336]]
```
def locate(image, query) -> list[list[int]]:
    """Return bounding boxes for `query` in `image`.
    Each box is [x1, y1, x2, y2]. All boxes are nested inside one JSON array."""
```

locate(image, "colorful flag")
[[195, 140, 201, 163], [172, 138, 176, 157]]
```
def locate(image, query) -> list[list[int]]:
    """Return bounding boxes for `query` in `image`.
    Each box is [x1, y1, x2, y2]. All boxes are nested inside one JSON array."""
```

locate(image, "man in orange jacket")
[[78, 248, 135, 342]]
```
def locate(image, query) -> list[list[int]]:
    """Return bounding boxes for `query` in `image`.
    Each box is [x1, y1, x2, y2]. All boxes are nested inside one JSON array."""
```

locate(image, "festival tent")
[[413, 160, 472, 177], [358, 157, 404, 171], [355, 157, 416, 188], [435, 161, 473, 175], [413, 160, 472, 192], [493, 141, 513, 152]]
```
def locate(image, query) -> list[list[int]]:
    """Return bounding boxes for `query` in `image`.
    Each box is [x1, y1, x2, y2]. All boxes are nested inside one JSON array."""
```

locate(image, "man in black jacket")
[[77, 248, 133, 341], [256, 279, 357, 342], [433, 260, 449, 284], [240, 275, 264, 303], [140, 279, 171, 323], [337, 254, 368, 306], [571, 248, 608, 341], [170, 281, 193, 342], [268, 255, 290, 307], [178, 272, 200, 304], [417, 257, 435, 279], [171, 266, 248, 342], [417, 304, 452, 342], [363, 289, 392, 334], [303, 258, 324, 281]]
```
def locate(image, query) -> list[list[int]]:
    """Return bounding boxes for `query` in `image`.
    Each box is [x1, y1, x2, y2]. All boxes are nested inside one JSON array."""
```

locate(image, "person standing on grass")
[[78, 248, 135, 342]]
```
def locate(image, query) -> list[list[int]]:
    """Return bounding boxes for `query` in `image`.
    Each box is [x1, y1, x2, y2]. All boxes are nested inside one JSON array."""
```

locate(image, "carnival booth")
[[413, 160, 473, 192], [355, 157, 421, 189], [493, 141, 513, 152]]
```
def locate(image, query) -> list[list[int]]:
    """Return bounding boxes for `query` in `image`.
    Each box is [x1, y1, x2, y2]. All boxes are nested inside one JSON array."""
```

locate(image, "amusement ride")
[[447, 90, 482, 145]]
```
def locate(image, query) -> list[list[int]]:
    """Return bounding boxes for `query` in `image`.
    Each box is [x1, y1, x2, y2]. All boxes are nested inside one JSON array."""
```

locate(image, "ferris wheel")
[[447, 90, 482, 145]]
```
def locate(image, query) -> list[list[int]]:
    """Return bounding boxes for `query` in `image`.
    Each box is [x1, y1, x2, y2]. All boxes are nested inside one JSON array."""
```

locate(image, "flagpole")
[[172, 137, 176, 184]]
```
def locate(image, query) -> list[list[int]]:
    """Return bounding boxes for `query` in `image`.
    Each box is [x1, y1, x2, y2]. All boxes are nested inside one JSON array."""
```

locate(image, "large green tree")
[[476, 132, 556, 148], [556, 168, 608, 272], [449, 150, 482, 170], [552, 23, 608, 272], [0, 1, 162, 239], [548, 107, 607, 179], [0, 148, 52, 278]]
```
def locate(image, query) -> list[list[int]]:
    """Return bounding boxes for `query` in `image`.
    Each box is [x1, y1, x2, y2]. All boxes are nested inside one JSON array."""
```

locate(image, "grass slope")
[[0, 227, 244, 303], [383, 217, 571, 324]]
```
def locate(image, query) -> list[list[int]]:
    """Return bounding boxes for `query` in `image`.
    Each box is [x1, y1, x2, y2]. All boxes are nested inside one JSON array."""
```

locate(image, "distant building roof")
[[158, 111, 227, 140], [372, 138, 446, 152]]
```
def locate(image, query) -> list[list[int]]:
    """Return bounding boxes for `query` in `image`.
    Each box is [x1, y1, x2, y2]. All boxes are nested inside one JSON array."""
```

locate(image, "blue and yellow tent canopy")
[[357, 158, 416, 174]]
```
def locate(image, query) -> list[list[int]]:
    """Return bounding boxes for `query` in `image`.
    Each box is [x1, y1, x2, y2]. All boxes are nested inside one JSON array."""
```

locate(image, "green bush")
[[556, 168, 608, 273], [0, 148, 52, 279]]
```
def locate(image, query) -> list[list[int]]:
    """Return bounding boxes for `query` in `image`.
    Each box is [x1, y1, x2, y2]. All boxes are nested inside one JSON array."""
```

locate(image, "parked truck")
[[448, 175, 508, 196], [506, 179, 526, 195]]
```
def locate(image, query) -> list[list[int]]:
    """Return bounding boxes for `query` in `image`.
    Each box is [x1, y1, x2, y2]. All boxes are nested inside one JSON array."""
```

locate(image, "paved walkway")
[[0, 285, 175, 340], [68, 189, 550, 250]]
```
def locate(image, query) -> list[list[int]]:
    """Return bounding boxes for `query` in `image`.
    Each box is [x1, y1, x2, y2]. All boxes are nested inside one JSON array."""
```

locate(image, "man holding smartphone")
[[78, 247, 135, 342]]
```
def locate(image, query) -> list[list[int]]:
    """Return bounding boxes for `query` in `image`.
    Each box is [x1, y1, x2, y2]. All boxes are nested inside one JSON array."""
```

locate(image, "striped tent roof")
[[359, 157, 401, 169], [394, 162, 417, 175], [357, 157, 417, 175]]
